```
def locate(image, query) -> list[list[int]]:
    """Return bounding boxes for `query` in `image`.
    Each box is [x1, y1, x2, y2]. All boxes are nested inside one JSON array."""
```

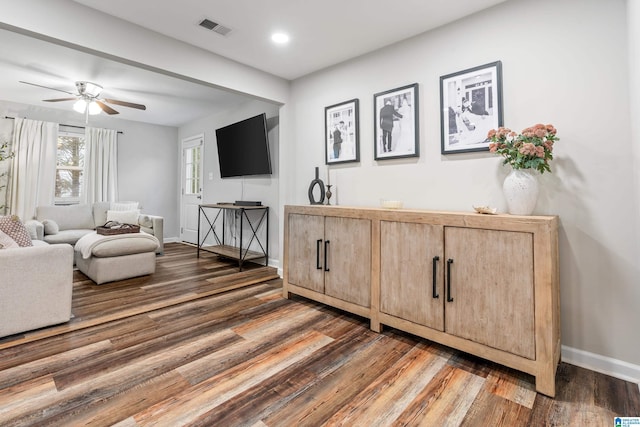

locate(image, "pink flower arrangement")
[[487, 123, 559, 173]]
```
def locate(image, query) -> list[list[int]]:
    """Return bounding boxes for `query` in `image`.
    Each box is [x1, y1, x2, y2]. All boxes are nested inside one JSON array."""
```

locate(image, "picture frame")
[[374, 83, 419, 160], [440, 61, 503, 154], [325, 98, 359, 164]]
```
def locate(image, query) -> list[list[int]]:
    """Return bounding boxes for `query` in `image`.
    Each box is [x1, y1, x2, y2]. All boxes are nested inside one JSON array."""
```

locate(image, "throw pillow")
[[24, 221, 39, 240], [36, 204, 94, 231], [110, 201, 139, 211], [106, 209, 140, 225], [0, 215, 34, 247], [43, 219, 60, 235], [0, 229, 19, 249], [138, 215, 153, 228]]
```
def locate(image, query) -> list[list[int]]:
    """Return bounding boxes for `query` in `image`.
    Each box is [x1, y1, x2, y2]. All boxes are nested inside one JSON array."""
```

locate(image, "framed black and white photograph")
[[325, 98, 359, 164], [374, 83, 419, 160], [440, 61, 503, 154]]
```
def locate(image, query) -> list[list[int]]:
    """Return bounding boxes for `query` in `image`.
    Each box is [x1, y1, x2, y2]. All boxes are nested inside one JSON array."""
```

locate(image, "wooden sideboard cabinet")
[[285, 210, 371, 318], [283, 205, 560, 397]]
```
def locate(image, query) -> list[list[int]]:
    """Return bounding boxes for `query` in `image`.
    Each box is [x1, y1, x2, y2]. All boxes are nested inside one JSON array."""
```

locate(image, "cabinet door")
[[324, 216, 371, 307], [287, 214, 325, 293], [444, 227, 535, 359], [380, 221, 444, 331]]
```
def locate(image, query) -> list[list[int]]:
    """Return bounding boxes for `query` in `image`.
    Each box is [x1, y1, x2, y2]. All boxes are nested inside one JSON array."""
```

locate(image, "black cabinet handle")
[[324, 240, 330, 272], [316, 239, 323, 270], [432, 256, 440, 298], [446, 258, 454, 302]]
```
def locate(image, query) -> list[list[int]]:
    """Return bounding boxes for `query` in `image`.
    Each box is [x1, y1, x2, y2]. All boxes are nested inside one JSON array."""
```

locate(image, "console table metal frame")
[[197, 204, 269, 271]]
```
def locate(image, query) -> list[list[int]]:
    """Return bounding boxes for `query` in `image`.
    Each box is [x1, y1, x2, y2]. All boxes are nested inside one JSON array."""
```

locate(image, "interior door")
[[180, 134, 203, 244]]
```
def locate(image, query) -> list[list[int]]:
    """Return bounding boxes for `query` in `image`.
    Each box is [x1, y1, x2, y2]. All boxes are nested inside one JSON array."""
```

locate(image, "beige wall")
[[285, 0, 640, 368]]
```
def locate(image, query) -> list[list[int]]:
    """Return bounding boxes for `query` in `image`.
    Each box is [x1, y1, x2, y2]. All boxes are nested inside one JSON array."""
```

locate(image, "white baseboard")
[[562, 345, 640, 385]]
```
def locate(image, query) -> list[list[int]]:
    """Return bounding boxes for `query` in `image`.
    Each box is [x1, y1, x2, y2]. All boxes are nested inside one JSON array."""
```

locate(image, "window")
[[183, 145, 201, 195], [55, 131, 85, 204]]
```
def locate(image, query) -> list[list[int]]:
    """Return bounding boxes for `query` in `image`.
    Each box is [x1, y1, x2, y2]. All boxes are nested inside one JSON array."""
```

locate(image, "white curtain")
[[84, 127, 118, 204], [9, 118, 58, 220]]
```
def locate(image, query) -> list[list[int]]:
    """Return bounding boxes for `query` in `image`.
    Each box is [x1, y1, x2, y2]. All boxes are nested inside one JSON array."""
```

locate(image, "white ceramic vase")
[[502, 169, 539, 215]]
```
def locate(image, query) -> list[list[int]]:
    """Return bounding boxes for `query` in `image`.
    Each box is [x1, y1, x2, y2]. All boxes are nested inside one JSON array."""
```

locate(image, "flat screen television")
[[215, 113, 272, 178]]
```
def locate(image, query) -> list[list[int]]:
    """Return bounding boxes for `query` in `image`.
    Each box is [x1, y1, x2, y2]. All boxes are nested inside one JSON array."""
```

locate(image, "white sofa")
[[0, 242, 74, 338], [30, 202, 164, 254]]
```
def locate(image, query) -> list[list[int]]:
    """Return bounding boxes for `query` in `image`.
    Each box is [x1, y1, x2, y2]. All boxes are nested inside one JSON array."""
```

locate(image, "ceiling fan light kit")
[[72, 99, 87, 113], [19, 80, 147, 118], [73, 99, 101, 115]]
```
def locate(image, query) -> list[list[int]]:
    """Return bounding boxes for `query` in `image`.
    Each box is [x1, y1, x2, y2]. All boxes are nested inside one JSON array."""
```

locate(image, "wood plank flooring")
[[1, 242, 639, 426]]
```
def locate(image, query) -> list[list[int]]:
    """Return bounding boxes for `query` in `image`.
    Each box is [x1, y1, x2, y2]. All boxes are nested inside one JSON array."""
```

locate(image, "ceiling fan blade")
[[103, 98, 146, 110], [95, 101, 119, 115], [19, 81, 76, 95], [43, 98, 78, 102]]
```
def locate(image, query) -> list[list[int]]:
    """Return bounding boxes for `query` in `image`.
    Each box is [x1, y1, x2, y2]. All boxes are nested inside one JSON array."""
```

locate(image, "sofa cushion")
[[111, 201, 139, 211], [24, 220, 40, 240], [37, 204, 95, 231], [106, 209, 140, 225], [0, 229, 19, 249], [44, 229, 94, 245], [90, 236, 159, 258], [75, 231, 159, 259], [92, 202, 110, 228], [43, 219, 59, 235], [0, 215, 33, 247]]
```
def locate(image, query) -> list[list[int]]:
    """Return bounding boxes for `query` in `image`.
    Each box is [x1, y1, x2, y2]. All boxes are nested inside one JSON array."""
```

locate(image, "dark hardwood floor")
[[0, 243, 638, 426]]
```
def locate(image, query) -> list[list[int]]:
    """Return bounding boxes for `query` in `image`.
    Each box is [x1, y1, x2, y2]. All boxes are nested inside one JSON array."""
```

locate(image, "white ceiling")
[[0, 0, 508, 126], [0, 29, 252, 127], [73, 0, 508, 80]]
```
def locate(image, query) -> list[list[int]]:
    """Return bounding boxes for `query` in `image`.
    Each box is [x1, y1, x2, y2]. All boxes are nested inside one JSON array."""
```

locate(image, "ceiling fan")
[[19, 80, 146, 116]]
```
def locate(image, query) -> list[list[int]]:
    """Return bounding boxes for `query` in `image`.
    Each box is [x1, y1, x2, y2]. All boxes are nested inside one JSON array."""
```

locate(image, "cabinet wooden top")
[[284, 204, 558, 233]]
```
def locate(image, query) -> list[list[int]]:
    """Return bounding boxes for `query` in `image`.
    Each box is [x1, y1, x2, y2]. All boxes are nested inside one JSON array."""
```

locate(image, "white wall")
[[179, 99, 280, 267], [286, 0, 640, 368], [0, 100, 179, 237], [629, 0, 640, 268]]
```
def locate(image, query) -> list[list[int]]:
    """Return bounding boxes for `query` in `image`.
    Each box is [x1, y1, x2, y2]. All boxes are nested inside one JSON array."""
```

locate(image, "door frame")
[[180, 133, 204, 243]]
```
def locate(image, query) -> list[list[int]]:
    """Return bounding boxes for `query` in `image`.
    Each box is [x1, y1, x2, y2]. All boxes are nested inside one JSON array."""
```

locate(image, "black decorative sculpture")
[[308, 167, 326, 205]]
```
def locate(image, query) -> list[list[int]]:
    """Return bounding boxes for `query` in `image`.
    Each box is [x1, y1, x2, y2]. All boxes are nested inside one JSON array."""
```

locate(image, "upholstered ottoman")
[[74, 232, 160, 284]]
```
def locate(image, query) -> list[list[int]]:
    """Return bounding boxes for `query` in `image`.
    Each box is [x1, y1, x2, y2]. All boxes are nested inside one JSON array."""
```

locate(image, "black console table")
[[197, 204, 269, 271]]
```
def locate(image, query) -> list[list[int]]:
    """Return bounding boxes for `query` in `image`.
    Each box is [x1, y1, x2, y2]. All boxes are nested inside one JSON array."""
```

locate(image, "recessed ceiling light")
[[271, 32, 290, 44]]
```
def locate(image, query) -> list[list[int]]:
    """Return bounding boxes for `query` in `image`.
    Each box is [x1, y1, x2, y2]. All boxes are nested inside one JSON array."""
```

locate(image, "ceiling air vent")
[[198, 18, 232, 36]]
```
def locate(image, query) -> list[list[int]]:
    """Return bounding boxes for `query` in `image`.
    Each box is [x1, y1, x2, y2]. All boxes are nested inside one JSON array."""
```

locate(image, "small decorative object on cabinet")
[[307, 167, 326, 205], [325, 185, 333, 205], [488, 123, 559, 215], [283, 205, 560, 397], [503, 168, 539, 215]]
